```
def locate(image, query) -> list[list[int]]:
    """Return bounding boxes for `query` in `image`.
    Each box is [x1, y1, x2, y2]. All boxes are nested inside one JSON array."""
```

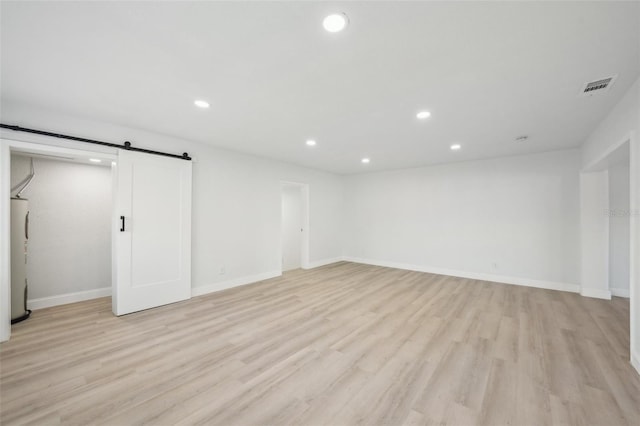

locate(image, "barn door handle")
[[120, 216, 125, 232]]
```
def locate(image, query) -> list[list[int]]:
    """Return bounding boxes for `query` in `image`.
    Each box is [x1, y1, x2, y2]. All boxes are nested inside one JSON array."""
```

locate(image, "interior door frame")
[[581, 131, 638, 372], [0, 137, 117, 342], [280, 181, 310, 271]]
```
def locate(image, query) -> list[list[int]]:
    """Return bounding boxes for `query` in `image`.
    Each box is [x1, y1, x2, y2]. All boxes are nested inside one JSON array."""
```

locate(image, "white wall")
[[0, 100, 344, 297], [281, 185, 303, 271], [609, 162, 631, 296], [580, 170, 610, 299], [10, 155, 112, 300], [343, 149, 581, 289], [580, 76, 639, 373]]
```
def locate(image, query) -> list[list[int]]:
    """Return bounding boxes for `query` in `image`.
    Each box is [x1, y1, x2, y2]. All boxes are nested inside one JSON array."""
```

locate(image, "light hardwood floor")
[[1, 262, 639, 425]]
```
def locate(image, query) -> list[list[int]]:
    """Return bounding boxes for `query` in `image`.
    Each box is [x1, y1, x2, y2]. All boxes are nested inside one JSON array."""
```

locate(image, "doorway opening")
[[280, 182, 309, 272], [8, 149, 114, 323], [608, 143, 631, 298], [580, 134, 637, 369], [1, 139, 117, 342], [581, 139, 632, 299]]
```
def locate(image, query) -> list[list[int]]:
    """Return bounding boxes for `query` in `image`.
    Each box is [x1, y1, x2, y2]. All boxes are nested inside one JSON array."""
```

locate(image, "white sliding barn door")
[[113, 150, 192, 316]]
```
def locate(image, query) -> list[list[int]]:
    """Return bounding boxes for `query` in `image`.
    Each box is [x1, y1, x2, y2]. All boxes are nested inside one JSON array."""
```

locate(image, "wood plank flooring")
[[1, 262, 639, 425]]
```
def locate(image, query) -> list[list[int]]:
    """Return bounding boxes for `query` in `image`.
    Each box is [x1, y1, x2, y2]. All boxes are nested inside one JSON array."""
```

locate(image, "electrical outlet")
[[492, 262, 498, 270], [219, 265, 225, 275]]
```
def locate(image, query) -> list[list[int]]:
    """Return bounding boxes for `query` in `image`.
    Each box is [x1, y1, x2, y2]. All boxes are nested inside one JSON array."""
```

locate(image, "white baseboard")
[[580, 287, 612, 300], [192, 270, 282, 298], [632, 351, 640, 376], [27, 267, 305, 310], [610, 287, 630, 298], [303, 257, 344, 269], [343, 257, 580, 294], [28, 287, 111, 310]]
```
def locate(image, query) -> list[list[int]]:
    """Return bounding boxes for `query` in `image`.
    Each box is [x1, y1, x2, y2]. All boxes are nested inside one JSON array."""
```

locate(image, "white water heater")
[[11, 197, 31, 323]]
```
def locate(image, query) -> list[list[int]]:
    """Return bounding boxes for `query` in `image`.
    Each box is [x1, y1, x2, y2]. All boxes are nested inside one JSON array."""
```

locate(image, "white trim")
[[611, 288, 630, 298], [28, 287, 111, 310], [583, 132, 633, 172], [343, 257, 580, 293], [0, 141, 11, 342], [632, 350, 640, 376], [629, 131, 638, 371], [580, 287, 612, 300], [7, 139, 117, 162], [304, 257, 344, 269], [191, 270, 282, 298], [0, 130, 118, 158], [604, 169, 610, 293]]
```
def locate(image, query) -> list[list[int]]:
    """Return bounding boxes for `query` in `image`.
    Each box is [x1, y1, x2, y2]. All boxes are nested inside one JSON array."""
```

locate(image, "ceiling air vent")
[[580, 75, 617, 96]]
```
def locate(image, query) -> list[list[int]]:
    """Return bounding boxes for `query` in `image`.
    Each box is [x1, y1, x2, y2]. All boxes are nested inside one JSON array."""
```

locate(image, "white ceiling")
[[1, 1, 639, 174]]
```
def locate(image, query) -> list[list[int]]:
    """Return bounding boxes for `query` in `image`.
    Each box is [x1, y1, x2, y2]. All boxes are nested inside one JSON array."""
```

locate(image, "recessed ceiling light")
[[361, 158, 370, 164], [416, 111, 431, 120], [323, 13, 349, 33], [450, 144, 462, 151], [306, 140, 317, 147], [89, 158, 102, 163], [194, 100, 210, 109]]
